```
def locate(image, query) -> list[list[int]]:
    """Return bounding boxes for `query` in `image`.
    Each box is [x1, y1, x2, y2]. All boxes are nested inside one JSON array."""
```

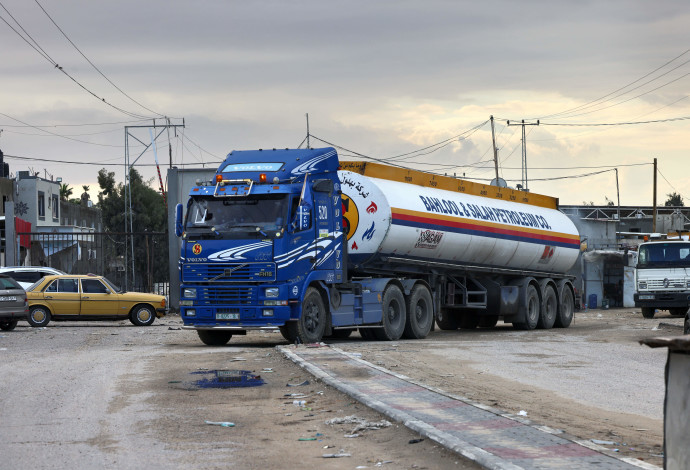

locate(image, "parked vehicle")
[[634, 240, 690, 319], [0, 274, 28, 331], [175, 147, 580, 345], [0, 266, 66, 290], [26, 274, 167, 327]]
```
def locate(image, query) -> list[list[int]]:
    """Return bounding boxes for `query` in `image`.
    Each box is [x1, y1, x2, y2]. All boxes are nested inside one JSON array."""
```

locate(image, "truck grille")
[[183, 263, 276, 283], [196, 287, 257, 305], [646, 278, 687, 289]]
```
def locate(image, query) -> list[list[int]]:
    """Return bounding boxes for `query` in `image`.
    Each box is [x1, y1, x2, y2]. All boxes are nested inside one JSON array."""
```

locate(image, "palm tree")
[[60, 183, 73, 201]]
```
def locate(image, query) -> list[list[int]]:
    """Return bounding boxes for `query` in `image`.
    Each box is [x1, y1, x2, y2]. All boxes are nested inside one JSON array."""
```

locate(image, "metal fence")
[[15, 231, 169, 296]]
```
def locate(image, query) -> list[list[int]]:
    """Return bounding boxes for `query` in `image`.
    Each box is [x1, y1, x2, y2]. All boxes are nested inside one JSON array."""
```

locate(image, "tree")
[[97, 168, 168, 290], [664, 192, 684, 207], [604, 196, 615, 207], [60, 183, 73, 201]]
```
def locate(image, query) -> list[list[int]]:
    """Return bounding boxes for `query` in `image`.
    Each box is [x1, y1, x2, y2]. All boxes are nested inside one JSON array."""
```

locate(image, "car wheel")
[[197, 330, 232, 346], [0, 320, 18, 331], [130, 304, 155, 326], [28, 306, 51, 327]]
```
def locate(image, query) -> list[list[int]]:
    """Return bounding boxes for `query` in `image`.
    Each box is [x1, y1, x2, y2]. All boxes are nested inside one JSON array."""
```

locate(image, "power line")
[[541, 115, 690, 127], [33, 0, 166, 119]]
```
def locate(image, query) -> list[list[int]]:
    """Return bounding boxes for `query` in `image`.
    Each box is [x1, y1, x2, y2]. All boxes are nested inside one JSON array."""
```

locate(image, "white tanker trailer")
[[176, 147, 580, 345], [337, 161, 580, 334]]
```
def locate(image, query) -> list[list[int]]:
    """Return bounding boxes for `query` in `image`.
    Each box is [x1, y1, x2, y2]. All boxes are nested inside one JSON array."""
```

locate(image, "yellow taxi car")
[[26, 274, 167, 327]]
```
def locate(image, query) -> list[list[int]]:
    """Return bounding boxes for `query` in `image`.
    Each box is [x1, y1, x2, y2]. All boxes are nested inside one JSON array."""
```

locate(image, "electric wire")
[[657, 167, 690, 204]]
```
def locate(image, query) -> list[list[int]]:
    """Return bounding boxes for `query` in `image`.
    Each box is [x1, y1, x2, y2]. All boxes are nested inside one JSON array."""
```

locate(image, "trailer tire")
[[403, 284, 433, 339], [641, 307, 655, 319], [197, 330, 232, 346], [478, 315, 499, 328], [514, 285, 539, 330], [292, 287, 327, 343], [374, 285, 406, 341], [436, 308, 459, 330], [555, 287, 574, 328], [538, 285, 557, 329]]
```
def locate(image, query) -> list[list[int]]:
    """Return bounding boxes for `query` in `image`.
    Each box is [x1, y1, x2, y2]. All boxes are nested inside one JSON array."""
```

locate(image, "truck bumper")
[[634, 292, 690, 309], [180, 304, 293, 329]]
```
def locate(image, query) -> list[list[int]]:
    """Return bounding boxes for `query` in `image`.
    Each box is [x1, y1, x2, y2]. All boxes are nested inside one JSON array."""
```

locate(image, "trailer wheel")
[[374, 285, 406, 341], [555, 287, 574, 328], [436, 308, 459, 330], [403, 285, 433, 339], [514, 285, 539, 330], [197, 330, 232, 346], [478, 315, 499, 328], [293, 287, 326, 343], [641, 307, 656, 319], [538, 286, 557, 329]]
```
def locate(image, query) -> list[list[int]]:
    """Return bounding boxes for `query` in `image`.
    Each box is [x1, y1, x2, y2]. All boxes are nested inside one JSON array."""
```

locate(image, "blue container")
[[588, 294, 598, 309]]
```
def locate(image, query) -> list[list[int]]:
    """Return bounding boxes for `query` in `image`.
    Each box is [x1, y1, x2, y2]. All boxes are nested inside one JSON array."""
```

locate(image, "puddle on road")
[[190, 369, 265, 388]]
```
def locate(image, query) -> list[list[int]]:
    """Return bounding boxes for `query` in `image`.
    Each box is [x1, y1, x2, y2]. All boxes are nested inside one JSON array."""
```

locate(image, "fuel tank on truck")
[[339, 162, 580, 275]]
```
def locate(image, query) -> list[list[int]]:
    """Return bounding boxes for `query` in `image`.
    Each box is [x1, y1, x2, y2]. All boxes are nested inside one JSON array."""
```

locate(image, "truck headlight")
[[262, 308, 274, 317], [183, 288, 197, 298], [265, 287, 279, 298], [638, 281, 647, 290], [186, 309, 196, 317]]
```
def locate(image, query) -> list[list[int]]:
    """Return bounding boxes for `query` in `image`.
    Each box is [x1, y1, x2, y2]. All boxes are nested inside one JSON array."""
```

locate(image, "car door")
[[42, 278, 80, 317], [80, 278, 118, 317]]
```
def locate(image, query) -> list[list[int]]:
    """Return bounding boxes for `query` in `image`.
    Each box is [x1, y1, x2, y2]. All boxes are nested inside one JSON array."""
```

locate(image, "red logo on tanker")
[[192, 243, 202, 255], [539, 246, 554, 263], [366, 201, 378, 214]]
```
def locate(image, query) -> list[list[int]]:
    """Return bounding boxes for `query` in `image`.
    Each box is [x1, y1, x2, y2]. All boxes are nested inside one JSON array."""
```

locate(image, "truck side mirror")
[[175, 203, 184, 237]]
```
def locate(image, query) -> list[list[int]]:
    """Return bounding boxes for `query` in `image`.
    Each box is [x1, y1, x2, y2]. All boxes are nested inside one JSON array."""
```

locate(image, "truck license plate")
[[638, 295, 654, 300], [0, 296, 17, 302], [216, 313, 239, 320]]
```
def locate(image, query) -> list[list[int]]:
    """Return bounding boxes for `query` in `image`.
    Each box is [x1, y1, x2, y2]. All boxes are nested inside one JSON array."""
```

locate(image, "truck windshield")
[[185, 194, 288, 239], [638, 242, 690, 268]]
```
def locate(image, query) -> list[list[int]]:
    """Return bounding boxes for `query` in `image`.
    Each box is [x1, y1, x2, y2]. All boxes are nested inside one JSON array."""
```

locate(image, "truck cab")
[[634, 240, 690, 318]]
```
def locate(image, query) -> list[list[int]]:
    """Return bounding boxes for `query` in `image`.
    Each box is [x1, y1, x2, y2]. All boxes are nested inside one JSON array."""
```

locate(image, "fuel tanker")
[[175, 147, 580, 345]]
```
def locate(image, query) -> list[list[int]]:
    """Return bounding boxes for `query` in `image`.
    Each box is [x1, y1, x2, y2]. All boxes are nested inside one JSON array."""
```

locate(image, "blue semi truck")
[[175, 147, 580, 345]]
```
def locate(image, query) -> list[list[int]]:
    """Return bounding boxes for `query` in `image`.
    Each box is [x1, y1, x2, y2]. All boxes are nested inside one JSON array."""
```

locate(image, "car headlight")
[[183, 288, 197, 298], [265, 287, 279, 298]]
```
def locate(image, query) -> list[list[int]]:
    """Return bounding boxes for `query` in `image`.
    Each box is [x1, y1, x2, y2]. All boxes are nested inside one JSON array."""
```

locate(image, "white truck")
[[634, 239, 690, 319]]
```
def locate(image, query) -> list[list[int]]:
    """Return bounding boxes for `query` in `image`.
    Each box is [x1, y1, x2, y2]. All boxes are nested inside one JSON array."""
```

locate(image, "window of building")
[[52, 194, 59, 220], [38, 192, 45, 219]]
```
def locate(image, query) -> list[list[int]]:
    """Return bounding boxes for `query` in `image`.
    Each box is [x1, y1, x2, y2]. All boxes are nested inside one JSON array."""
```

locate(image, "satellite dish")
[[490, 178, 507, 188]]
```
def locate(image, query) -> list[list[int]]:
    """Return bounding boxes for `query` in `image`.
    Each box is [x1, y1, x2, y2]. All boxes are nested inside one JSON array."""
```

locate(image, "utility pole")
[[506, 119, 539, 191], [490, 116, 499, 184], [615, 168, 620, 222], [652, 157, 657, 233], [306, 113, 310, 149]]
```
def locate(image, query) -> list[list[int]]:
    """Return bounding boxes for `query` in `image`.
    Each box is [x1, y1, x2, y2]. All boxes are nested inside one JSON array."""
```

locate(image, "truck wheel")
[[295, 287, 326, 343], [478, 315, 499, 328], [514, 285, 539, 330], [280, 325, 297, 343], [669, 308, 687, 317], [28, 306, 51, 327], [555, 287, 574, 328], [197, 330, 232, 346], [641, 307, 655, 319], [436, 308, 458, 330], [374, 285, 406, 341], [0, 320, 18, 331], [403, 285, 433, 339], [538, 286, 557, 329], [459, 313, 480, 329]]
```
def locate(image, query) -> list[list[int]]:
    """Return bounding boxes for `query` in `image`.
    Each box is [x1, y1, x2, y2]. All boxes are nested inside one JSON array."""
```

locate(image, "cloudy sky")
[[1, 0, 689, 206]]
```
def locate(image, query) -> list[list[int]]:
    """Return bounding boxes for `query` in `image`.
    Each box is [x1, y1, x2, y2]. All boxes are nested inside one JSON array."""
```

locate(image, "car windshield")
[[638, 242, 690, 268], [26, 279, 44, 292], [184, 194, 288, 239]]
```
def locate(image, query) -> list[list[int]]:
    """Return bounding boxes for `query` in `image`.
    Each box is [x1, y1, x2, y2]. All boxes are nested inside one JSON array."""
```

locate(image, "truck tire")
[[459, 313, 480, 329], [478, 315, 499, 328], [538, 285, 557, 329], [669, 308, 687, 317], [0, 320, 18, 331], [403, 284, 433, 339], [555, 286, 574, 328], [279, 325, 297, 343], [374, 285, 406, 341], [514, 285, 539, 330], [197, 330, 232, 346], [293, 287, 326, 343], [641, 307, 655, 319], [436, 308, 459, 330]]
